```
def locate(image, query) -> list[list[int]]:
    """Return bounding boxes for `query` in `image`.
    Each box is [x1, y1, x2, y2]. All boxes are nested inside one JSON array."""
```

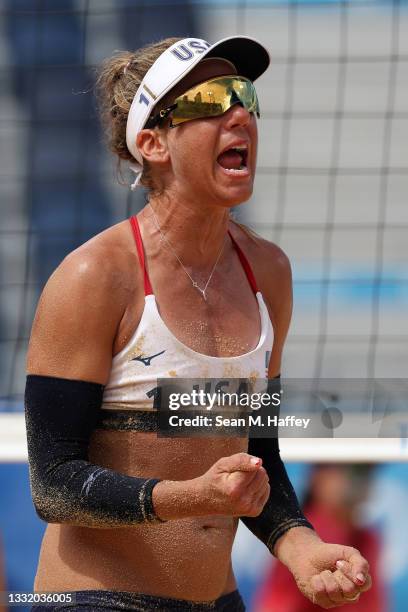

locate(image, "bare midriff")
[[34, 431, 248, 602]]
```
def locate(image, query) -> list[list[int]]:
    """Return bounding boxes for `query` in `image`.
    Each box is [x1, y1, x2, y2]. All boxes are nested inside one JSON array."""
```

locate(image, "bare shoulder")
[[43, 220, 138, 304], [229, 220, 292, 293], [27, 219, 141, 382], [62, 219, 135, 280]]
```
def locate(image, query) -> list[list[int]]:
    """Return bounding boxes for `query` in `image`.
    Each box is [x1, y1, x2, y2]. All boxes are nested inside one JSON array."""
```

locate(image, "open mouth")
[[216, 145, 248, 173]]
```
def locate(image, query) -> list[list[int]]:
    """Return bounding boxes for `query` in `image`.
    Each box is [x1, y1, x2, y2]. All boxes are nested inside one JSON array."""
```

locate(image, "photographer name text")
[[168, 414, 311, 429]]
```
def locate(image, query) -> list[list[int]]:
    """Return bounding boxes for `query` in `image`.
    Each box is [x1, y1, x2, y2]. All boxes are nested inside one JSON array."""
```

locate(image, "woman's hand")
[[194, 452, 270, 517], [275, 529, 372, 609], [152, 452, 270, 520]]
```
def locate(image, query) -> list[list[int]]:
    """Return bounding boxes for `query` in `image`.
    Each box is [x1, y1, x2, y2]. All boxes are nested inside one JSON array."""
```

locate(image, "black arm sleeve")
[[25, 374, 163, 527], [240, 377, 314, 553]]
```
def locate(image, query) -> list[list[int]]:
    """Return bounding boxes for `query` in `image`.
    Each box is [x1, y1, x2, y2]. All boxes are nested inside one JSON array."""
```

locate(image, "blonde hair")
[[96, 37, 181, 193]]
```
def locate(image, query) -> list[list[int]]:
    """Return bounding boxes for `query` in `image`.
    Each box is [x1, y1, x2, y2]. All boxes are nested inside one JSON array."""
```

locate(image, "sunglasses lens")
[[171, 77, 259, 126]]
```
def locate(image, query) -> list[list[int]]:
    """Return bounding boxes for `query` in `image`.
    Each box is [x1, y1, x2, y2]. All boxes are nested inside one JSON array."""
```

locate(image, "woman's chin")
[[213, 164, 254, 202], [216, 181, 254, 207]]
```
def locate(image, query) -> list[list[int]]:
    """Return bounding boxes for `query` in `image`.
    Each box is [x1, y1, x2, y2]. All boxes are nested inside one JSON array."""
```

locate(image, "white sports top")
[[99, 216, 274, 431]]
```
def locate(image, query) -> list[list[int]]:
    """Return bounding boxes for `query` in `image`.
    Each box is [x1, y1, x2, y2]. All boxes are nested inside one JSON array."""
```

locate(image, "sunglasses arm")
[[145, 103, 178, 129]]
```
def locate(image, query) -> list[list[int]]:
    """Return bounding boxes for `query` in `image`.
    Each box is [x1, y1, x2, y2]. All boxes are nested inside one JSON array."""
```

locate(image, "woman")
[[25, 36, 372, 611]]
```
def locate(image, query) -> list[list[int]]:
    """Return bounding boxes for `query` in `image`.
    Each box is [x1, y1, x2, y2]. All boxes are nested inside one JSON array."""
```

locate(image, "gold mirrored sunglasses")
[[145, 75, 260, 129]]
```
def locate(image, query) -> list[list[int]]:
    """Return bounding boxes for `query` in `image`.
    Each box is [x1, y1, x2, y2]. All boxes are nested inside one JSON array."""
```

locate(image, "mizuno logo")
[[131, 350, 166, 366]]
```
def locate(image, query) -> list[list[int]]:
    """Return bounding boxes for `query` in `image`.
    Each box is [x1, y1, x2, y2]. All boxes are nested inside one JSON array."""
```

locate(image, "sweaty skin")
[[28, 218, 288, 601]]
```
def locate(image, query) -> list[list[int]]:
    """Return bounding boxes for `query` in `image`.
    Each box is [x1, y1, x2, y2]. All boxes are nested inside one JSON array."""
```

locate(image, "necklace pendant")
[[193, 284, 207, 300], [150, 203, 225, 304]]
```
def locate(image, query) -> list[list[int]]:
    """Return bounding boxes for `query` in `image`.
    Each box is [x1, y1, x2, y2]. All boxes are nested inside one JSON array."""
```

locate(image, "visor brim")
[[204, 36, 270, 83]]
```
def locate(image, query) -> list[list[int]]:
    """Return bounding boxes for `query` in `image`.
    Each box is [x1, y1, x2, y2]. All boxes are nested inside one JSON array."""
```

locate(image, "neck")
[[144, 192, 232, 268]]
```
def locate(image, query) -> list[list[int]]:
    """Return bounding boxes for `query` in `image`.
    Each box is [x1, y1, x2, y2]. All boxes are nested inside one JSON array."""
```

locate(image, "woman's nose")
[[223, 102, 252, 129]]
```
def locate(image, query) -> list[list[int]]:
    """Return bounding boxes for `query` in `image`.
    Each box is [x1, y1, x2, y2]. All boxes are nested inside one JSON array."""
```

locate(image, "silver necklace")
[[149, 204, 225, 301]]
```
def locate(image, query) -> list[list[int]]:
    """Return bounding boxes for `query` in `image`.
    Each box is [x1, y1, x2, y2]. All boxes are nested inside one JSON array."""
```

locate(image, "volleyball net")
[[0, 0, 407, 461]]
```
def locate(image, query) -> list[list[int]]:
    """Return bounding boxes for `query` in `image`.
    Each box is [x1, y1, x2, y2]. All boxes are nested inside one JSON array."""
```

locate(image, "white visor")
[[125, 35, 270, 189]]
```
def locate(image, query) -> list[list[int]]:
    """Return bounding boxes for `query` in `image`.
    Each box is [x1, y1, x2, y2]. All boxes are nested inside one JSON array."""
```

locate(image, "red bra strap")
[[129, 217, 257, 296], [228, 230, 258, 294], [129, 216, 153, 296]]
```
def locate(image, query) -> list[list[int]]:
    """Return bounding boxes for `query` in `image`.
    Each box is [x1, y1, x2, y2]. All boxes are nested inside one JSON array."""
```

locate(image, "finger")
[[242, 470, 269, 508], [226, 470, 259, 498], [222, 452, 262, 473], [319, 569, 345, 605], [336, 560, 371, 590], [259, 482, 271, 506], [247, 466, 268, 492], [343, 593, 361, 604], [230, 465, 267, 495], [360, 573, 372, 593], [332, 569, 361, 601], [310, 574, 337, 609], [253, 482, 270, 513], [228, 466, 267, 495], [336, 562, 373, 596], [336, 548, 370, 585], [242, 473, 269, 515]]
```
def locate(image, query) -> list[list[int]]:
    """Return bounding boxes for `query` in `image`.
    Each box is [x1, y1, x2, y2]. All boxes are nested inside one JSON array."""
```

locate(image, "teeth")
[[226, 167, 247, 173], [218, 145, 248, 172]]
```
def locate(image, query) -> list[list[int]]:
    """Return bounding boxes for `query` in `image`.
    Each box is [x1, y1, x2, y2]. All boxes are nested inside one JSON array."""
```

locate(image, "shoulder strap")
[[130, 217, 257, 296], [228, 230, 258, 294], [129, 216, 153, 296]]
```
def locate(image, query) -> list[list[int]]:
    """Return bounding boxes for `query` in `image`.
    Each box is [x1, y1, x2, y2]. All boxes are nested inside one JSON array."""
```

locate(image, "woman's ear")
[[136, 129, 170, 166]]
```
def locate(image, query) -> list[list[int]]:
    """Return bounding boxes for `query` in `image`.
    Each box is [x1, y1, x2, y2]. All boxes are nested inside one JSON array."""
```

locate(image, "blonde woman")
[[26, 36, 371, 611]]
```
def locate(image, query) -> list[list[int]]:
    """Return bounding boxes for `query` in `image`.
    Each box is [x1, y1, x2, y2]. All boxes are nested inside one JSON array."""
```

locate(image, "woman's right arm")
[[26, 244, 268, 527], [25, 246, 166, 526]]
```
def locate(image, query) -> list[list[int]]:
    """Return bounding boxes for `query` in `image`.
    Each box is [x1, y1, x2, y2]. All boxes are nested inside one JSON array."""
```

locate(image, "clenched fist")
[[194, 452, 270, 517], [274, 528, 373, 609], [152, 452, 270, 520]]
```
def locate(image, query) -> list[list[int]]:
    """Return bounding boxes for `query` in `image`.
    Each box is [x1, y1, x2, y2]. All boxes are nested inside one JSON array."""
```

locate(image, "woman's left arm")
[[240, 234, 372, 608], [240, 239, 314, 552]]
